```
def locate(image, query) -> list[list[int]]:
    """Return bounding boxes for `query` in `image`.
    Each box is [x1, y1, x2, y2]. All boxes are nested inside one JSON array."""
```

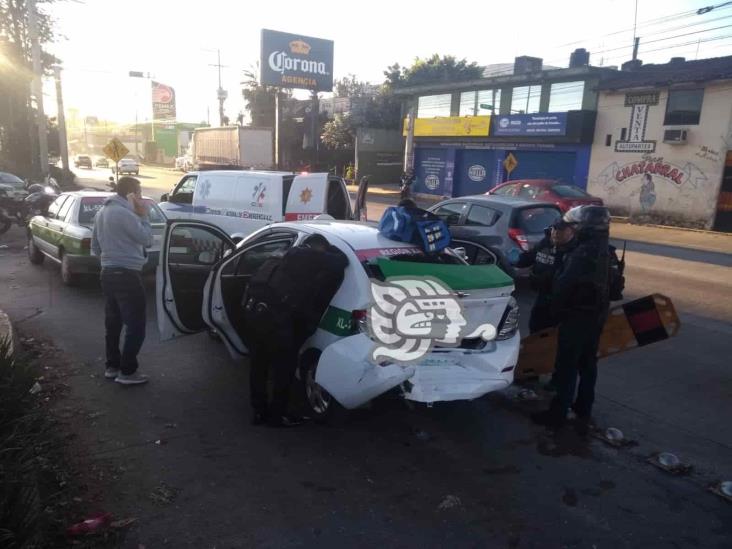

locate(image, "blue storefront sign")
[[493, 113, 568, 136], [414, 148, 452, 196]]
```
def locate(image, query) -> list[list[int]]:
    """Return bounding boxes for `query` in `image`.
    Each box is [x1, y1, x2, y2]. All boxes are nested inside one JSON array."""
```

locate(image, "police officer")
[[531, 206, 611, 435], [243, 234, 348, 427], [515, 224, 565, 334]]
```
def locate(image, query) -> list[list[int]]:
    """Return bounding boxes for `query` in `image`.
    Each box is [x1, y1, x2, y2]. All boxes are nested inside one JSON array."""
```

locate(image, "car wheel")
[[300, 350, 347, 425], [27, 234, 44, 265], [60, 252, 78, 286]]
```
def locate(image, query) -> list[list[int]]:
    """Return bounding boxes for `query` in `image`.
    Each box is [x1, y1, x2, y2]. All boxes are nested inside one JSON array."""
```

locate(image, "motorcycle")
[[0, 181, 59, 235]]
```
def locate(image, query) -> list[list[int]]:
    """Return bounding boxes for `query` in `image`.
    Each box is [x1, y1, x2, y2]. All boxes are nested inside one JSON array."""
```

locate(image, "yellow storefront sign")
[[403, 116, 491, 137]]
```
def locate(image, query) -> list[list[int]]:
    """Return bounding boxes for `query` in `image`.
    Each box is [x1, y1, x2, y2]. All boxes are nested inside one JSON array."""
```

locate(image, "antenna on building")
[[632, 0, 640, 61]]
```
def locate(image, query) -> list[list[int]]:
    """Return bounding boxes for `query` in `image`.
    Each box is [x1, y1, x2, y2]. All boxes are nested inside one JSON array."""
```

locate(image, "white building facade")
[[586, 57, 732, 230]]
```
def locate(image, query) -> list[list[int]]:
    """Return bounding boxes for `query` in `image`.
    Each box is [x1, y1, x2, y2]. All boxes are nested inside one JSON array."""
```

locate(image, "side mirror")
[[160, 193, 169, 202]]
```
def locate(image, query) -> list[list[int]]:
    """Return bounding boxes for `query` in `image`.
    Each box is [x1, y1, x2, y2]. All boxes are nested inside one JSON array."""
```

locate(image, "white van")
[[158, 171, 353, 240]]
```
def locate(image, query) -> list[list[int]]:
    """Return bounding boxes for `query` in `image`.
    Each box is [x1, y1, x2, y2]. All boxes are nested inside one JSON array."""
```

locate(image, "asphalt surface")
[[1, 165, 730, 548]]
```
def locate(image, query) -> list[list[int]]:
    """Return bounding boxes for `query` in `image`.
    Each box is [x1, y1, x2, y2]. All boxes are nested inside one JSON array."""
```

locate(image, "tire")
[[300, 350, 348, 425], [60, 252, 78, 286], [27, 234, 44, 265]]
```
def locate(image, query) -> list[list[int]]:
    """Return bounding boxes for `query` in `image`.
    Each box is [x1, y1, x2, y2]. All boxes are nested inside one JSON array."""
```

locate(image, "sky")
[[41, 0, 732, 124]]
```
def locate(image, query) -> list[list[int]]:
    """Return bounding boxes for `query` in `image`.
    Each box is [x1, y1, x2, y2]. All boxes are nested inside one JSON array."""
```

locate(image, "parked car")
[[74, 155, 92, 169], [428, 195, 562, 276], [95, 156, 109, 168], [158, 171, 353, 241], [156, 219, 520, 421], [488, 179, 603, 213], [174, 155, 193, 172], [114, 157, 139, 175], [0, 171, 29, 201], [27, 191, 166, 285]]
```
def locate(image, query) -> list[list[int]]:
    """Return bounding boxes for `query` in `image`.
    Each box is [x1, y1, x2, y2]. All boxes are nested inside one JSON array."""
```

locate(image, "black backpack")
[[608, 242, 626, 301]]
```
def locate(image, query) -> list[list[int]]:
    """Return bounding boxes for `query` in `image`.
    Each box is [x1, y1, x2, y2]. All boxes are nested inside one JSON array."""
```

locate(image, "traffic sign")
[[503, 153, 518, 176], [103, 138, 129, 163]]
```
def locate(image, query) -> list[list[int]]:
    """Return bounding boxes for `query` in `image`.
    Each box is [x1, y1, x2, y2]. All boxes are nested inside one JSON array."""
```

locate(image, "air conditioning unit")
[[663, 129, 688, 144]]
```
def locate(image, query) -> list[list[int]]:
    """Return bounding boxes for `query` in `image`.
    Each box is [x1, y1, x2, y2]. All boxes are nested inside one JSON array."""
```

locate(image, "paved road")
[[1, 166, 729, 547]]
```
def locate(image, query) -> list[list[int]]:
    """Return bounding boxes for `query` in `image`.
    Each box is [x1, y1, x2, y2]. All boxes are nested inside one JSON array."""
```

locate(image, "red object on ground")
[[66, 512, 112, 536]]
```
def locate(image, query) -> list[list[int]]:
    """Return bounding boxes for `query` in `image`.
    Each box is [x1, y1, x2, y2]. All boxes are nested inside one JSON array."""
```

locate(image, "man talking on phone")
[[92, 177, 153, 385]]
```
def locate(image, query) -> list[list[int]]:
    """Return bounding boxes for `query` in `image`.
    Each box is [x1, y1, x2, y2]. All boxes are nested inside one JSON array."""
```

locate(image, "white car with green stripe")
[[157, 219, 520, 421]]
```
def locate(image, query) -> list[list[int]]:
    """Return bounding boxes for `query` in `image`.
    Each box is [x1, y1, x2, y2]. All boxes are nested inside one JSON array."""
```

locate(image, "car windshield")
[[0, 172, 25, 189], [516, 207, 561, 234], [78, 197, 162, 225], [552, 184, 589, 198]]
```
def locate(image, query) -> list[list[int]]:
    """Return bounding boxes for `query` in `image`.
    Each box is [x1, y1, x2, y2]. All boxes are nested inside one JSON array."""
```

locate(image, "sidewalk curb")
[[612, 217, 732, 237], [0, 310, 15, 356]]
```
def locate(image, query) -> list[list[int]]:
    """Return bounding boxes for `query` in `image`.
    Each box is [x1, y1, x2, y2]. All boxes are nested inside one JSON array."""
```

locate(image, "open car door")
[[157, 220, 235, 342], [203, 228, 300, 359], [285, 173, 329, 221]]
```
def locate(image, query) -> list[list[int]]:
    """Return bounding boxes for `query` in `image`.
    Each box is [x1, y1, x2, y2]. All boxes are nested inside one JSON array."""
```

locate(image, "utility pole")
[[52, 65, 69, 172], [209, 49, 228, 126], [27, 0, 48, 177], [403, 107, 415, 172], [274, 91, 280, 169]]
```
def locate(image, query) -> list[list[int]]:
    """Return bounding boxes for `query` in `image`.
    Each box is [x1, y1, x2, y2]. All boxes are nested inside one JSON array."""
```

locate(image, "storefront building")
[[395, 52, 615, 198], [586, 56, 732, 230]]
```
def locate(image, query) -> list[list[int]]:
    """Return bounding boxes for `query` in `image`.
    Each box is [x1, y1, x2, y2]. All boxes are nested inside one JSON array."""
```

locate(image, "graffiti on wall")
[[596, 154, 709, 214], [695, 145, 722, 163]]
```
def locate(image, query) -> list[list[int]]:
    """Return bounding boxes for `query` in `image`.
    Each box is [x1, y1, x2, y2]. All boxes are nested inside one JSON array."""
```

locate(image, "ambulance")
[[157, 171, 353, 240]]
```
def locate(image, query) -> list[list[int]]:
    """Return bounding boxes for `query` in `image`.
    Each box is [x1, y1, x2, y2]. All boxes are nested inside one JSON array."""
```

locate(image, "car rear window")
[[360, 248, 462, 278], [515, 207, 561, 234], [552, 184, 589, 198], [78, 197, 163, 225], [79, 197, 106, 224]]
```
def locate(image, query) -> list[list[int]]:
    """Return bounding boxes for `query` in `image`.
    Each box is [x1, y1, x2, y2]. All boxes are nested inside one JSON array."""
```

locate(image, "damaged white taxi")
[[156, 219, 520, 420]]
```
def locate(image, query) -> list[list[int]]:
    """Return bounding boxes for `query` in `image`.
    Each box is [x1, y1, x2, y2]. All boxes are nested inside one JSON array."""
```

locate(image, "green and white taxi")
[[27, 191, 166, 285], [157, 219, 520, 421]]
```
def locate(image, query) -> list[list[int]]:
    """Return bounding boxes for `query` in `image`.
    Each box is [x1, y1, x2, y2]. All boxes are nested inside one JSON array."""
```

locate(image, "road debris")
[[149, 482, 179, 505], [708, 481, 732, 503], [66, 512, 112, 536], [647, 452, 692, 475], [29, 381, 42, 395], [437, 495, 462, 510]]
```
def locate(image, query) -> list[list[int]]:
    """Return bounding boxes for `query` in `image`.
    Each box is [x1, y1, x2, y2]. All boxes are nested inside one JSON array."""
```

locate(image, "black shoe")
[[574, 416, 593, 437], [267, 414, 306, 428], [251, 410, 269, 426], [531, 410, 564, 431]]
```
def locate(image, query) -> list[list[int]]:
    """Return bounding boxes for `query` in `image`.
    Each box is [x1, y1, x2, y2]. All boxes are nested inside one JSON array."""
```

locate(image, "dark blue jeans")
[[101, 268, 146, 375]]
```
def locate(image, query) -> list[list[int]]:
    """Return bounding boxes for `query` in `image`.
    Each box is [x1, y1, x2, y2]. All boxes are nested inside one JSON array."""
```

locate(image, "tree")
[[321, 114, 354, 151], [384, 54, 483, 88], [240, 64, 291, 127], [0, 0, 62, 177]]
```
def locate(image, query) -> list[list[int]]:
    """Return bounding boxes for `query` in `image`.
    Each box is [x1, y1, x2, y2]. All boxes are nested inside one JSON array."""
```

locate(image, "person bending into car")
[[91, 177, 152, 386], [242, 234, 349, 427], [531, 206, 611, 435]]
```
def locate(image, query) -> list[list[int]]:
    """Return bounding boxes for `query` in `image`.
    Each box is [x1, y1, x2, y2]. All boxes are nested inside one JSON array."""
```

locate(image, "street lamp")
[[129, 71, 153, 157]]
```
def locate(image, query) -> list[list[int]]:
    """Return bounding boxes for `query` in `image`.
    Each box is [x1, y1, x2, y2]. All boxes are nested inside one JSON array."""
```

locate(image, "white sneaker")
[[104, 368, 121, 379], [115, 373, 149, 385]]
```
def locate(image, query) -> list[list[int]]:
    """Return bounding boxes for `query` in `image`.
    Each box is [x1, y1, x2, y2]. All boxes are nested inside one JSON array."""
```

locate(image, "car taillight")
[[496, 297, 519, 340], [352, 309, 368, 334], [508, 228, 530, 252], [81, 238, 91, 251]]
